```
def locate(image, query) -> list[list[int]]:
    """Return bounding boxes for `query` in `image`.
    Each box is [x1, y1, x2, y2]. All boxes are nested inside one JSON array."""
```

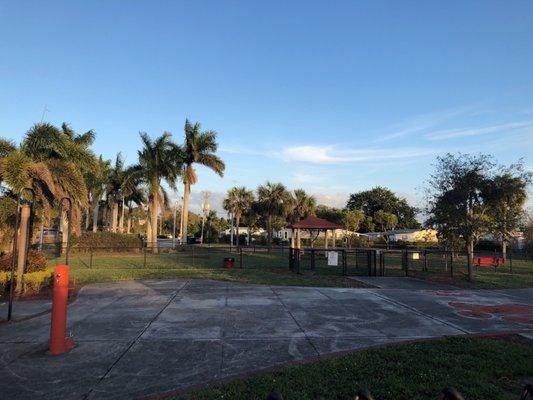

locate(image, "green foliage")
[[343, 209, 365, 232], [0, 267, 53, 296], [0, 250, 48, 273], [74, 232, 142, 248], [346, 186, 420, 230], [374, 209, 398, 231], [315, 204, 344, 225], [287, 189, 316, 223]]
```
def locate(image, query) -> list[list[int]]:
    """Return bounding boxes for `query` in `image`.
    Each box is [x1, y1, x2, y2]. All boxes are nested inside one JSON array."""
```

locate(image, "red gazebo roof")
[[290, 216, 343, 230]]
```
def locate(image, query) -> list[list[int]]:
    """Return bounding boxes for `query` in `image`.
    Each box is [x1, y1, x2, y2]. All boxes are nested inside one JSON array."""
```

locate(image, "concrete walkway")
[[0, 279, 532, 400]]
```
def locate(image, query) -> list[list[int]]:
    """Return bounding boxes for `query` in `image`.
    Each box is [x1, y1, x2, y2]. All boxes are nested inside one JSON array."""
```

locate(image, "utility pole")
[[200, 192, 210, 244]]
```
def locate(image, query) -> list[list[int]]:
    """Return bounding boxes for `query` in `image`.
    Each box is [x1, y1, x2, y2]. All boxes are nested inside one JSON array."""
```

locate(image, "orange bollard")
[[49, 265, 75, 355]]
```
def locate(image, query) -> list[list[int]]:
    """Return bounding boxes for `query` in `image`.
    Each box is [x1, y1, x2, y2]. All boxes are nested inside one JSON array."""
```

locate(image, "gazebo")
[[290, 216, 343, 249]]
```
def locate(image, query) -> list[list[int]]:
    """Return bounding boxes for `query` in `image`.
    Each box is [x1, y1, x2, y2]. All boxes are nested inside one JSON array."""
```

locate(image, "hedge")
[[0, 250, 48, 272], [0, 268, 54, 297], [73, 232, 142, 249]]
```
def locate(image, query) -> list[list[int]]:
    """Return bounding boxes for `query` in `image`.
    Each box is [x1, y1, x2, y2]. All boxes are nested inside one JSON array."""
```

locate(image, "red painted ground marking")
[[449, 302, 533, 324]]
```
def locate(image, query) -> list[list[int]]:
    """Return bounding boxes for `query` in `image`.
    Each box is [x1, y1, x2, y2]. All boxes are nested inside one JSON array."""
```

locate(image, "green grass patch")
[[174, 336, 533, 400]]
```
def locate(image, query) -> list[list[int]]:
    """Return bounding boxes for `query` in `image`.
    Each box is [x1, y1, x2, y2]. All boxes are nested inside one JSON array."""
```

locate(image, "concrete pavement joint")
[[369, 290, 470, 334], [270, 286, 321, 357], [82, 280, 191, 400]]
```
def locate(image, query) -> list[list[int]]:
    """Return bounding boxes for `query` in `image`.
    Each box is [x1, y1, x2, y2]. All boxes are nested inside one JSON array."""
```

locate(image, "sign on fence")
[[327, 251, 338, 266]]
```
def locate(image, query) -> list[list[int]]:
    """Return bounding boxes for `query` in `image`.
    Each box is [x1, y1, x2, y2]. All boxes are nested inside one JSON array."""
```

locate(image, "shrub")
[[74, 232, 142, 249], [0, 268, 53, 297], [0, 250, 48, 272]]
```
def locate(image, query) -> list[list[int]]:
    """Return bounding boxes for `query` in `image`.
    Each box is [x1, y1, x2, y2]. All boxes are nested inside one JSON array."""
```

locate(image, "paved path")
[[1, 280, 532, 400]]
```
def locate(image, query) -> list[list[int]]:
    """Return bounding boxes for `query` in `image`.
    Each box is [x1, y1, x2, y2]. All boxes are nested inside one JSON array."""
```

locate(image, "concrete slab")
[[350, 276, 457, 290], [0, 279, 531, 400]]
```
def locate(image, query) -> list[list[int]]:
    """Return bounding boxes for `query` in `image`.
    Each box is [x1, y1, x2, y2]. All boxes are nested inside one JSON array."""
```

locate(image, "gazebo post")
[[324, 229, 328, 251], [296, 228, 301, 249], [291, 228, 295, 248], [333, 229, 337, 248]]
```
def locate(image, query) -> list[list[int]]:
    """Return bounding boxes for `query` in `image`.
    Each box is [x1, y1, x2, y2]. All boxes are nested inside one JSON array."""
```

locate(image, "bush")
[[73, 232, 142, 249], [0, 250, 48, 272], [0, 268, 53, 297]]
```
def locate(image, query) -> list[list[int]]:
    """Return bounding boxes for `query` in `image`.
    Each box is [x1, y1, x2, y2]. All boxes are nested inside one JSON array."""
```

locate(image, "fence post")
[[89, 247, 93, 269], [239, 247, 243, 269], [192, 246, 195, 266], [342, 249, 347, 276], [143, 245, 147, 268], [404, 251, 409, 276], [424, 250, 428, 272], [509, 251, 513, 274], [367, 250, 372, 276], [311, 249, 315, 271], [450, 251, 454, 277]]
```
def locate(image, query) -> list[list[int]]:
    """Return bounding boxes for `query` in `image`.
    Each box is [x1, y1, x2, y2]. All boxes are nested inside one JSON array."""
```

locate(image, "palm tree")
[[0, 148, 57, 293], [129, 132, 182, 245], [180, 120, 225, 243], [256, 182, 292, 247], [105, 154, 126, 233], [122, 173, 146, 234], [84, 156, 111, 232], [223, 187, 254, 247], [288, 189, 316, 224]]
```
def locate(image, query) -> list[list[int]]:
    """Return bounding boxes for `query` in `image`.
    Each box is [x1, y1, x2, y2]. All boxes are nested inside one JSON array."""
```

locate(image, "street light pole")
[[200, 192, 210, 244]]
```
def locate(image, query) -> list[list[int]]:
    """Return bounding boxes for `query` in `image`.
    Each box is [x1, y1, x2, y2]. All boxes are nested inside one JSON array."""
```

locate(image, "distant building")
[[361, 228, 438, 243]]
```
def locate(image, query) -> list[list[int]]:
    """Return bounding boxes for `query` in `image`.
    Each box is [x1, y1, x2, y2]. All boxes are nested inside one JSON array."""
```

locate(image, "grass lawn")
[[45, 246, 533, 289], [49, 250, 369, 288], [172, 336, 533, 400]]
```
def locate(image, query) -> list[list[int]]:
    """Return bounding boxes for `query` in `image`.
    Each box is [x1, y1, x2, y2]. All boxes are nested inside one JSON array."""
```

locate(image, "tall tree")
[[256, 182, 291, 247], [223, 186, 254, 247], [426, 153, 495, 281], [288, 189, 316, 224], [85, 156, 111, 232], [129, 132, 182, 245], [373, 210, 398, 248], [105, 154, 126, 233], [483, 163, 531, 260], [346, 186, 419, 230], [180, 120, 225, 242]]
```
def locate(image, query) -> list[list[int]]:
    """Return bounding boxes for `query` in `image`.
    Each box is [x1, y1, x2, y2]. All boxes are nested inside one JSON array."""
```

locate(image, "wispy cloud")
[[424, 120, 533, 140], [282, 145, 435, 164], [374, 105, 477, 143]]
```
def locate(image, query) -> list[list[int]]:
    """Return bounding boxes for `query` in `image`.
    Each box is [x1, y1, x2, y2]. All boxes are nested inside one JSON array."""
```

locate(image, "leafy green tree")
[[342, 209, 365, 247], [483, 164, 531, 260], [223, 186, 254, 247], [256, 182, 292, 247], [346, 186, 419, 230], [130, 132, 182, 244], [315, 205, 344, 225], [180, 120, 225, 242], [426, 153, 495, 281], [373, 210, 398, 248]]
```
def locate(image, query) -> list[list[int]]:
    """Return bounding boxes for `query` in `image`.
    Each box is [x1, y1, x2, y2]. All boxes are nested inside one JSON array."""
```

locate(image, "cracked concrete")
[[1, 279, 532, 399]]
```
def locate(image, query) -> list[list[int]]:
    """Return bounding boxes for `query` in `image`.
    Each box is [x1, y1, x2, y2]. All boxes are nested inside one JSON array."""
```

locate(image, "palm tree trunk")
[[127, 209, 132, 234], [235, 214, 240, 248], [466, 237, 474, 282], [150, 197, 158, 251], [111, 202, 118, 233], [61, 210, 68, 255], [15, 204, 31, 295], [501, 236, 507, 261], [119, 199, 125, 233], [267, 215, 272, 248], [92, 202, 99, 232], [182, 182, 191, 243], [85, 208, 90, 231]]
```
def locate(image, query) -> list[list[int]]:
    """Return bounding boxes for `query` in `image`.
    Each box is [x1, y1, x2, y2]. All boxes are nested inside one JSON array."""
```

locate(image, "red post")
[[49, 265, 75, 355]]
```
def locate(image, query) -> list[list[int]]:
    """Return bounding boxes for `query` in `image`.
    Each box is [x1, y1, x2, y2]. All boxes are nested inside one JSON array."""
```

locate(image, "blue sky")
[[1, 1, 532, 214]]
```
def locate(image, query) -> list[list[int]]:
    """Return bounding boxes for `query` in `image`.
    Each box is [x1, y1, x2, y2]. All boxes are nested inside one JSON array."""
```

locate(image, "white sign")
[[327, 251, 338, 266], [412, 252, 420, 260]]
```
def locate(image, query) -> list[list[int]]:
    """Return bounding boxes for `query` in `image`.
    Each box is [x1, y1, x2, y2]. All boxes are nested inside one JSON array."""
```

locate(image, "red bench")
[[473, 256, 504, 269]]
